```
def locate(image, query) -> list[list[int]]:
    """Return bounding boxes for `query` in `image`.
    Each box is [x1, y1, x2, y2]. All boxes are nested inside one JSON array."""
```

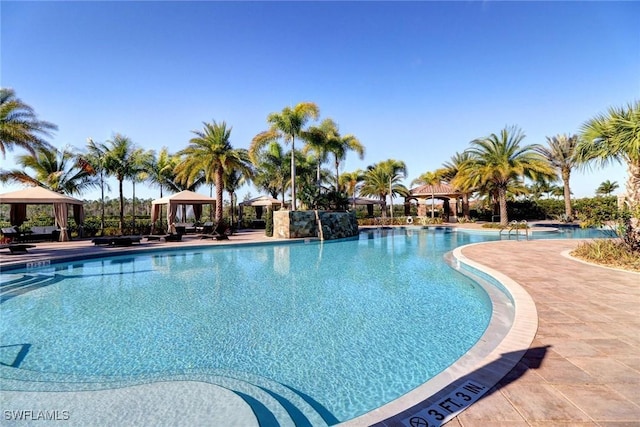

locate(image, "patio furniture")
[[1, 227, 20, 241], [0, 244, 36, 254], [92, 236, 142, 246], [200, 222, 231, 240], [23, 226, 59, 242], [145, 234, 182, 242]]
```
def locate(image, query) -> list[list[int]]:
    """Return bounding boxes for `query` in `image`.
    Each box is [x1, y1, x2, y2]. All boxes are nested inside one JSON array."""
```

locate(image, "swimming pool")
[[0, 228, 502, 423]]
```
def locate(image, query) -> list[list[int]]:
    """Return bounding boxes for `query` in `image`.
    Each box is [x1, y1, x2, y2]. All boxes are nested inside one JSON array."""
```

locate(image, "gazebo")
[[151, 190, 216, 232], [0, 186, 84, 242], [406, 183, 462, 221], [347, 197, 384, 217], [238, 195, 283, 227]]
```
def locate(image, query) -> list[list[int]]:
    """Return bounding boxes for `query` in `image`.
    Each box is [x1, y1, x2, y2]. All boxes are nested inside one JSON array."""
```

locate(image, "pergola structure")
[[0, 186, 84, 242], [347, 197, 384, 217], [238, 195, 283, 226], [406, 183, 462, 222], [151, 190, 216, 232]]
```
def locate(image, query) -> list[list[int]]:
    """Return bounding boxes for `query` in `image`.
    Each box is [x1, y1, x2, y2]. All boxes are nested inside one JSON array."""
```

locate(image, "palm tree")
[[535, 134, 580, 220], [339, 169, 364, 210], [145, 147, 180, 198], [303, 118, 336, 189], [0, 145, 97, 195], [129, 148, 153, 234], [176, 120, 252, 224], [324, 123, 365, 192], [411, 170, 441, 219], [250, 102, 320, 210], [442, 151, 474, 220], [83, 138, 111, 235], [578, 101, 639, 250], [578, 101, 640, 251], [224, 166, 254, 228], [103, 134, 139, 234], [596, 180, 619, 196], [0, 88, 57, 157], [360, 159, 408, 219], [461, 126, 555, 226], [253, 141, 288, 202]]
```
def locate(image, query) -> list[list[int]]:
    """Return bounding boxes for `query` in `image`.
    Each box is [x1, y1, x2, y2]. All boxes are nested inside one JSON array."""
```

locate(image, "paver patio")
[[449, 239, 640, 426]]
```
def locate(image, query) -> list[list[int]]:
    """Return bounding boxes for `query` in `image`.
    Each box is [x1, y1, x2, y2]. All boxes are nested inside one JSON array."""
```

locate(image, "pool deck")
[[448, 238, 640, 427], [1, 226, 639, 425]]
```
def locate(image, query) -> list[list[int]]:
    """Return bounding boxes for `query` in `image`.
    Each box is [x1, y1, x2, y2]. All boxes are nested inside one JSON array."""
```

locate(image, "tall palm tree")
[[129, 148, 153, 234], [411, 170, 441, 219], [0, 145, 97, 195], [442, 151, 474, 220], [176, 120, 252, 224], [253, 141, 288, 202], [224, 165, 254, 227], [339, 169, 364, 210], [250, 102, 320, 210], [0, 88, 57, 157], [103, 133, 139, 234], [303, 118, 337, 189], [145, 147, 180, 198], [329, 131, 364, 193], [461, 126, 555, 226], [578, 101, 640, 250], [360, 159, 408, 219], [307, 119, 365, 192], [596, 180, 619, 197], [83, 138, 111, 235], [535, 134, 580, 220]]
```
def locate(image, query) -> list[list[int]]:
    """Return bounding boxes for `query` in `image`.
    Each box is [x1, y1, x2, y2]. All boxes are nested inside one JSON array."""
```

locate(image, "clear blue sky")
[[2, 1, 639, 202]]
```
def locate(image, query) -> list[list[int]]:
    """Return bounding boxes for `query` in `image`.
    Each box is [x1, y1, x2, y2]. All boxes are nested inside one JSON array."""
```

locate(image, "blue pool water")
[[0, 226, 611, 421]]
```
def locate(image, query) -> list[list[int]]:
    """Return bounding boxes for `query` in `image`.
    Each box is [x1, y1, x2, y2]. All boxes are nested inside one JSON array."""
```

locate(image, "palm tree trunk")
[[562, 169, 572, 219], [291, 137, 296, 211], [132, 181, 136, 235], [462, 193, 470, 220], [118, 178, 124, 234], [335, 158, 340, 192], [623, 161, 640, 251], [215, 170, 224, 224], [229, 191, 235, 228], [498, 187, 508, 226], [100, 171, 105, 236]]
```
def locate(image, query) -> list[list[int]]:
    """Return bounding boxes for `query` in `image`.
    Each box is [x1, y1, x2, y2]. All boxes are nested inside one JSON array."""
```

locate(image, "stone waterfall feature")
[[273, 211, 359, 240]]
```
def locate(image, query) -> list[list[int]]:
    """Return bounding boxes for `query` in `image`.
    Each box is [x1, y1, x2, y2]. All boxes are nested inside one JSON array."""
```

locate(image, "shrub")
[[572, 239, 640, 272]]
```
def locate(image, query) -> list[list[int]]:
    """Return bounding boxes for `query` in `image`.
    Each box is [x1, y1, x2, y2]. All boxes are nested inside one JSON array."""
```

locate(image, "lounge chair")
[[198, 221, 214, 234], [175, 222, 196, 234], [1, 227, 21, 241], [145, 234, 182, 242], [0, 244, 36, 254], [200, 222, 231, 240], [92, 236, 142, 246]]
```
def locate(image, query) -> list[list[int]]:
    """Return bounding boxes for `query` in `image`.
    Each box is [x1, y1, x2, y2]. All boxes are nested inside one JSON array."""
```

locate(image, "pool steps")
[[0, 363, 336, 426], [0, 273, 63, 303]]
